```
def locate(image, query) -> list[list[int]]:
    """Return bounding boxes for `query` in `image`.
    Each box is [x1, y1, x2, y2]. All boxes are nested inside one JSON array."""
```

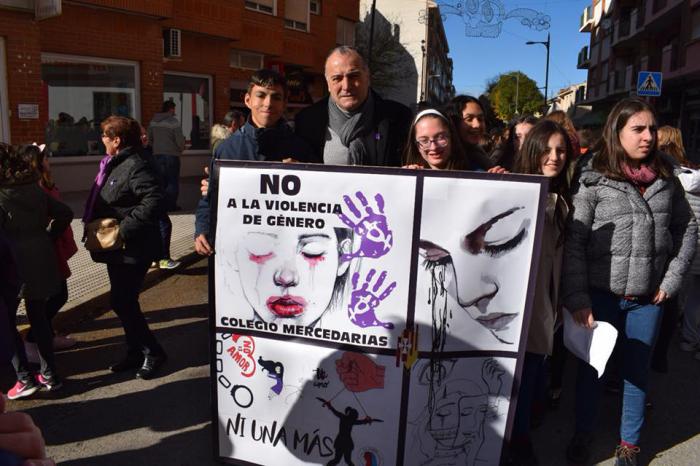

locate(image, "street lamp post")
[[526, 32, 550, 110]]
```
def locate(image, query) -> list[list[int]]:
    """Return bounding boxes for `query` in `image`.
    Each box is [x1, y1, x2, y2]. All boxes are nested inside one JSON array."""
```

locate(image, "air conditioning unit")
[[163, 29, 181, 58]]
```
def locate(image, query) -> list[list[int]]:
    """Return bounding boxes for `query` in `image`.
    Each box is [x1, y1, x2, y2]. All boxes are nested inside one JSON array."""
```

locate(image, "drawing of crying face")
[[420, 194, 531, 341], [235, 228, 352, 327], [429, 390, 488, 450]]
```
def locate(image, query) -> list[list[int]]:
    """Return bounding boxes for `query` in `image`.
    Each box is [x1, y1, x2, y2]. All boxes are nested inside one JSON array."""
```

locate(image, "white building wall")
[[359, 0, 431, 106]]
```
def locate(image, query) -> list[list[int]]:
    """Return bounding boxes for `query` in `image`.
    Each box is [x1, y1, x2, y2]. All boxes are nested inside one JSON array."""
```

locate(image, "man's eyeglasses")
[[415, 134, 449, 149]]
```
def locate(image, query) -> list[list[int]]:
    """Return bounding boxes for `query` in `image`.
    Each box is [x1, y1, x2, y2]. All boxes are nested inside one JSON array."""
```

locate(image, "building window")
[[336, 18, 355, 45], [41, 54, 138, 157], [163, 73, 212, 151], [692, 8, 700, 40], [285, 0, 309, 32], [230, 50, 265, 70], [245, 0, 275, 15], [310, 0, 320, 15]]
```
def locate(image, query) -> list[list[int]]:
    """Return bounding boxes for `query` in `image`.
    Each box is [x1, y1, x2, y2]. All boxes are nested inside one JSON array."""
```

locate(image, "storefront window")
[[41, 54, 138, 157], [163, 73, 212, 150]]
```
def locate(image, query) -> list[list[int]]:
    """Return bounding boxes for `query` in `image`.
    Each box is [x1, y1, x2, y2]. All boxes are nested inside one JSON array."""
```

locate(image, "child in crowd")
[[506, 120, 573, 465], [0, 144, 73, 399], [22, 145, 78, 363]]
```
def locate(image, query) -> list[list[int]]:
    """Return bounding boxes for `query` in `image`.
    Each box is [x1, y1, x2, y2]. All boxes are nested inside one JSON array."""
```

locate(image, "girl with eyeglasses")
[[403, 109, 506, 173]]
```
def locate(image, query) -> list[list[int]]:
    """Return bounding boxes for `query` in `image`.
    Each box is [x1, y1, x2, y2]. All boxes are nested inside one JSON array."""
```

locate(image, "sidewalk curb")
[[25, 252, 207, 333]]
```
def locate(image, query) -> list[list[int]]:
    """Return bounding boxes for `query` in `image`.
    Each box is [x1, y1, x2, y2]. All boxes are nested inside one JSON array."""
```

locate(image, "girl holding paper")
[[562, 98, 697, 466]]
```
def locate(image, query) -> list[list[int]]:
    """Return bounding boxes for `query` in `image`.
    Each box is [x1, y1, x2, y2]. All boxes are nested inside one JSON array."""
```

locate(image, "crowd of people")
[[1, 43, 699, 466]]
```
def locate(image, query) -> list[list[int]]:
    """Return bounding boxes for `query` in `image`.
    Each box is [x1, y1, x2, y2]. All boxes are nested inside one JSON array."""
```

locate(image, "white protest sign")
[[211, 162, 548, 466]]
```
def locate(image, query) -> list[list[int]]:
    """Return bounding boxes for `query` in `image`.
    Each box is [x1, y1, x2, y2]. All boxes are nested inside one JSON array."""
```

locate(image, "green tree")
[[485, 71, 543, 121]]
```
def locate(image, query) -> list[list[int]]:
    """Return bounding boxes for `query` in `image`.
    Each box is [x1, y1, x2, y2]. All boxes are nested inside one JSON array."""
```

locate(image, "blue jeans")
[[574, 289, 662, 445], [155, 154, 180, 211]]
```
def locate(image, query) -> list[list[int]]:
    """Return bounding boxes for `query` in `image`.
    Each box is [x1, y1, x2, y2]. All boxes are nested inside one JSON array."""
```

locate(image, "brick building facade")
[[0, 0, 358, 164]]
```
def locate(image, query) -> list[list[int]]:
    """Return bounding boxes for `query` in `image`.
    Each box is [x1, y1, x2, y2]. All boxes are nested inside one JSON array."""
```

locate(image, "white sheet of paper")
[[563, 309, 618, 378]]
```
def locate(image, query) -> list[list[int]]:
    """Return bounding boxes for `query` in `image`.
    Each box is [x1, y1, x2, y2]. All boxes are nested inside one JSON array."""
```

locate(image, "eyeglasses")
[[415, 134, 449, 149]]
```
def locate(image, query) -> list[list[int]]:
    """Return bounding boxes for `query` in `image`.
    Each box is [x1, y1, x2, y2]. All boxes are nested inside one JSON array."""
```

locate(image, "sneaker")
[[679, 339, 698, 352], [566, 433, 592, 465], [53, 334, 77, 351], [158, 258, 181, 270], [7, 379, 40, 400], [150, 261, 158, 269], [36, 374, 63, 392], [24, 341, 39, 364], [614, 443, 639, 466]]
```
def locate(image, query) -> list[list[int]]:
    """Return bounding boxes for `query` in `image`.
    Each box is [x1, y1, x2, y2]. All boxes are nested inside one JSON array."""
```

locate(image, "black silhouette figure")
[[317, 398, 378, 466]]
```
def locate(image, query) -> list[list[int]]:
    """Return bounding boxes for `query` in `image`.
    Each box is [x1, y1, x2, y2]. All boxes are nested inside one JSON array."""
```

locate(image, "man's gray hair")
[[324, 46, 369, 71]]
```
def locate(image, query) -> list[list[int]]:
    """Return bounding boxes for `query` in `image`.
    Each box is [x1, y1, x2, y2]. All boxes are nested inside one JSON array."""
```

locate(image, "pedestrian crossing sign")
[[637, 71, 662, 97]]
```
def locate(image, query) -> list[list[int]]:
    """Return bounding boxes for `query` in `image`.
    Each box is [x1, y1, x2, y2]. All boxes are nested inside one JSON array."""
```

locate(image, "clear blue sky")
[[442, 0, 590, 99]]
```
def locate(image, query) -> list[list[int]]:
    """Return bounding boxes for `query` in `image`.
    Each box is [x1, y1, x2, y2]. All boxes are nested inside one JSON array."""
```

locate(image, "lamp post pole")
[[526, 32, 551, 110]]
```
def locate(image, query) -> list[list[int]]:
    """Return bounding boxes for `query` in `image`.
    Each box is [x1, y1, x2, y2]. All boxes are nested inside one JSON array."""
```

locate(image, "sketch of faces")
[[410, 358, 507, 466], [428, 382, 488, 459], [419, 182, 535, 345], [234, 226, 353, 327]]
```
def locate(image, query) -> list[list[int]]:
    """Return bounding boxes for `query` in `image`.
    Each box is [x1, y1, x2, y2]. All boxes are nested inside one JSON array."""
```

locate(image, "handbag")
[[84, 218, 124, 252]]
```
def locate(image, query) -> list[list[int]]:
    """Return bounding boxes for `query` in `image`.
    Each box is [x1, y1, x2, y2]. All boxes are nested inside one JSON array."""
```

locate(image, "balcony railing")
[[662, 43, 679, 74], [613, 15, 632, 45], [577, 45, 590, 69], [580, 5, 593, 32]]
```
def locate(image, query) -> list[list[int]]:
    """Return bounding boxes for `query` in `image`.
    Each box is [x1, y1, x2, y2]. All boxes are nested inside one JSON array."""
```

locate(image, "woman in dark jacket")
[[0, 144, 73, 399], [84, 116, 167, 379]]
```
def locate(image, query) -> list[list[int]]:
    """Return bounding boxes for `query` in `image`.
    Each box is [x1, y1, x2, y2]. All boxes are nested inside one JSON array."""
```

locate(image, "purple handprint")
[[348, 269, 396, 329], [337, 192, 393, 261]]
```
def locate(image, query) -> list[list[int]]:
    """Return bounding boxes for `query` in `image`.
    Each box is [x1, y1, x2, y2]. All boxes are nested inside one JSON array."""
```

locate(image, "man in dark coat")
[[194, 69, 315, 255], [295, 46, 412, 167]]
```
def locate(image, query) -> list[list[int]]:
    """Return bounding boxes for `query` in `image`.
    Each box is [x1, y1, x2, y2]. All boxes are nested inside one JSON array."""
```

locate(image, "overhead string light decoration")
[[420, 1, 551, 38]]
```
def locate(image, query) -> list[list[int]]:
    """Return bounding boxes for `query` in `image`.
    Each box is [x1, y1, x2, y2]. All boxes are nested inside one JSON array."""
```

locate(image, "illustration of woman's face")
[[420, 196, 531, 343], [235, 229, 350, 326]]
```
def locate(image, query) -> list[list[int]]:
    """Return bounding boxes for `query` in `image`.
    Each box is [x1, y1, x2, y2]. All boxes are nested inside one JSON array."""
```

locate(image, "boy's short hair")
[[247, 69, 288, 96]]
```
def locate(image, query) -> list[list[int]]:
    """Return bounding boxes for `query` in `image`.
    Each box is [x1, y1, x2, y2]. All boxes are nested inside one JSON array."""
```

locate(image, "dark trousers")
[[107, 262, 164, 357], [512, 352, 546, 439], [11, 299, 56, 380], [652, 297, 678, 367], [26, 279, 68, 342], [156, 154, 180, 259], [155, 154, 180, 210]]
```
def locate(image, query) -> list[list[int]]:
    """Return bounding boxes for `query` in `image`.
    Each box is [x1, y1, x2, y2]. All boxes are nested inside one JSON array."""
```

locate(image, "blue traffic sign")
[[637, 72, 662, 97]]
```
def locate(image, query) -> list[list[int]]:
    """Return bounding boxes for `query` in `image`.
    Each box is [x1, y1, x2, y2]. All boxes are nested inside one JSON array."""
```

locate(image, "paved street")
[[1, 256, 700, 465]]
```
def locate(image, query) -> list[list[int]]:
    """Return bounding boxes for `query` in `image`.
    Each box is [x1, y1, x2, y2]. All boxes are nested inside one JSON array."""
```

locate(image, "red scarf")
[[622, 162, 657, 194]]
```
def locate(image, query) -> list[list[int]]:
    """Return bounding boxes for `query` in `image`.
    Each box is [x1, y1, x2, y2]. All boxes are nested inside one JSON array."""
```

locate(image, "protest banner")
[[210, 161, 548, 466]]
